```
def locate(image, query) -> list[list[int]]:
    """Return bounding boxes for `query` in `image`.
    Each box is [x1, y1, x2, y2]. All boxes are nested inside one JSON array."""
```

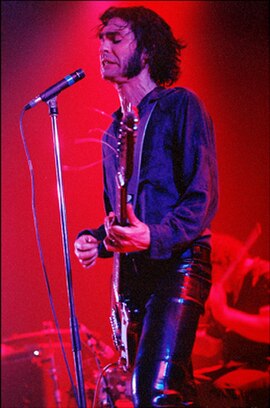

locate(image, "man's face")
[[99, 17, 142, 83]]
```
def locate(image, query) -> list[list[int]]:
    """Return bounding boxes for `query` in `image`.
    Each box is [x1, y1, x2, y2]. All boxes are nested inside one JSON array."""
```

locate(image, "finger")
[[104, 212, 116, 233], [103, 236, 119, 252], [77, 247, 98, 260], [78, 249, 98, 266], [74, 236, 98, 251], [109, 225, 130, 240], [82, 258, 97, 268], [126, 203, 139, 225], [104, 219, 110, 235], [106, 212, 116, 226], [85, 235, 98, 244], [74, 243, 99, 254]]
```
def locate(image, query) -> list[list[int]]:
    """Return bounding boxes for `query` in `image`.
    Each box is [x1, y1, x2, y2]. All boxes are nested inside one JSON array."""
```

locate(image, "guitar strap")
[[127, 100, 158, 210]]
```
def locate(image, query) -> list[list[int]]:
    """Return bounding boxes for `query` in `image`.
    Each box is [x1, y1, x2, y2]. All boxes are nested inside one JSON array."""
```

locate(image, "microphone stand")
[[47, 97, 86, 408]]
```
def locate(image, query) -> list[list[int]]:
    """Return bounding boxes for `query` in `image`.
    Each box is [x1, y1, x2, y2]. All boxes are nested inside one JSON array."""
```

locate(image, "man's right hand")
[[74, 235, 99, 268]]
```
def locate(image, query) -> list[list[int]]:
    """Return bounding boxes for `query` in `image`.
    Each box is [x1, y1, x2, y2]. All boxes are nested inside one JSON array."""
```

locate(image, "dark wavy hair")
[[98, 6, 186, 87]]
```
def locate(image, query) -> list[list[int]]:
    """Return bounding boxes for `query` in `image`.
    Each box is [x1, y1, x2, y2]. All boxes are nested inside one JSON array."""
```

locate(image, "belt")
[[180, 244, 211, 263]]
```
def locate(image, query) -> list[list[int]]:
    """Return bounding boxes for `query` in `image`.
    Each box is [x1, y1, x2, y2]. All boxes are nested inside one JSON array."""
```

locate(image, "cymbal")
[[2, 325, 115, 360], [2, 327, 100, 345]]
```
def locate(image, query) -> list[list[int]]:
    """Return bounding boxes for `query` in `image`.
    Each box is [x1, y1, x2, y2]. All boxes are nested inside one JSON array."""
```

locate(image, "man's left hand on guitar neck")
[[104, 204, 150, 253]]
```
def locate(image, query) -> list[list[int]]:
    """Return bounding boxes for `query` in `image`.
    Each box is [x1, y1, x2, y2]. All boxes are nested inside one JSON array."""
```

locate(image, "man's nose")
[[99, 38, 111, 54]]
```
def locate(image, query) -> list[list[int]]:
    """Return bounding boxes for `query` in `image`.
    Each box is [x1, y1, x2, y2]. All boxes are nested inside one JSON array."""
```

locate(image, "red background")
[[2, 0, 269, 355]]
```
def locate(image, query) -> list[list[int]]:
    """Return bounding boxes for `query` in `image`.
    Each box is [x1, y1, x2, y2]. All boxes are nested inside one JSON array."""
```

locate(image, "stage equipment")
[[2, 323, 114, 408]]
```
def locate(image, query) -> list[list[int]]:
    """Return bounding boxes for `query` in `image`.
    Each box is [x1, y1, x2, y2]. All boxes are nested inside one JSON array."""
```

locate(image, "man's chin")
[[101, 70, 115, 81], [100, 71, 126, 84], [102, 73, 113, 81]]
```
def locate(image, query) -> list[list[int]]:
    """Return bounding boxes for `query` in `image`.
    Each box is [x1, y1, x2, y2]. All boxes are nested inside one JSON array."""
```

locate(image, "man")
[[74, 6, 218, 407], [193, 233, 270, 407]]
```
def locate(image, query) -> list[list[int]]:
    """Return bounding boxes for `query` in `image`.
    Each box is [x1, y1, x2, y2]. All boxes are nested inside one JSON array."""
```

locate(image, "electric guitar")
[[109, 105, 140, 371]]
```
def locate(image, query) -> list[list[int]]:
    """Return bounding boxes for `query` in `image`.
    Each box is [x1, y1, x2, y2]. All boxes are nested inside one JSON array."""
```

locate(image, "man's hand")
[[74, 235, 99, 268], [104, 204, 150, 253], [207, 283, 229, 325]]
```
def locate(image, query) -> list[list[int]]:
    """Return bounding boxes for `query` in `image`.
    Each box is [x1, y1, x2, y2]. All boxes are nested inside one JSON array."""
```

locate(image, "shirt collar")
[[112, 86, 168, 120]]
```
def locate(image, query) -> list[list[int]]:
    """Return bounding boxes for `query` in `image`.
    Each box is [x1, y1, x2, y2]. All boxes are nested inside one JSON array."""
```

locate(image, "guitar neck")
[[118, 185, 128, 226], [110, 107, 139, 370]]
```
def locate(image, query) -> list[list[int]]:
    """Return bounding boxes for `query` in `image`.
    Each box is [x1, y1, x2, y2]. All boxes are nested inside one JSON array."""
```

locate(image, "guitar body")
[[109, 107, 140, 371], [110, 271, 140, 369]]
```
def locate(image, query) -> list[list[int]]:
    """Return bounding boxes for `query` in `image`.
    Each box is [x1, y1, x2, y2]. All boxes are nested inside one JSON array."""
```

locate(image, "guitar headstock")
[[117, 106, 138, 186]]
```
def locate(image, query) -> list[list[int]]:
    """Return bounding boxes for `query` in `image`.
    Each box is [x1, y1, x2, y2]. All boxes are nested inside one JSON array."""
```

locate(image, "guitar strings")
[[63, 106, 118, 172], [62, 132, 117, 172]]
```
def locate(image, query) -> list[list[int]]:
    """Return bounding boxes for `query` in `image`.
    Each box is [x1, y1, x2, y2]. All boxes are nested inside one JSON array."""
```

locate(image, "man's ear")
[[141, 49, 149, 67]]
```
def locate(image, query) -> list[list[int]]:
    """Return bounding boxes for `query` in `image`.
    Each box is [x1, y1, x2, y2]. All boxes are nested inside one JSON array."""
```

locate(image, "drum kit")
[[1, 321, 133, 408]]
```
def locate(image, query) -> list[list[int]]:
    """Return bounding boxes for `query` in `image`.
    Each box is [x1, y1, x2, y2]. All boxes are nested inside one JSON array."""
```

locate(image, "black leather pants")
[[131, 246, 212, 408]]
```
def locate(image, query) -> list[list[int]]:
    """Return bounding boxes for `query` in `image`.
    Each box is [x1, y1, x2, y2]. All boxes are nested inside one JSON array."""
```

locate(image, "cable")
[[92, 362, 119, 408]]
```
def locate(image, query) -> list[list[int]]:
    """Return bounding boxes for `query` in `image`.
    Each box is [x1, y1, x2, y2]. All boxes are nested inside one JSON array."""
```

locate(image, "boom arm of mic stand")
[[47, 97, 86, 408]]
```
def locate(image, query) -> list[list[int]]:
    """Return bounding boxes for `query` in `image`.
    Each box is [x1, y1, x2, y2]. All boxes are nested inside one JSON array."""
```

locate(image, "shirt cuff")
[[148, 224, 174, 259]]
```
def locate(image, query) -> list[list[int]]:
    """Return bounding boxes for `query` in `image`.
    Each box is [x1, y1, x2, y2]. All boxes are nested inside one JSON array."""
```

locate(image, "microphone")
[[24, 68, 86, 110]]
